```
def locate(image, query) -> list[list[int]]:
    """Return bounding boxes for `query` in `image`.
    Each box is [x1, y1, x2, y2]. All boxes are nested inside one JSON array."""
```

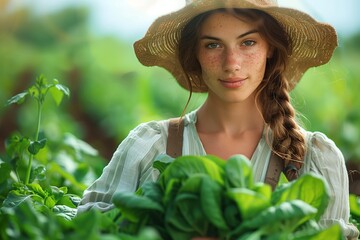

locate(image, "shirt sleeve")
[[303, 131, 359, 239], [77, 121, 166, 214]]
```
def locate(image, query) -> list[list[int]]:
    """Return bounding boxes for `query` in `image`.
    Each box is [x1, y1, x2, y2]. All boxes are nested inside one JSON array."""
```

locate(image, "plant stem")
[[25, 100, 43, 185]]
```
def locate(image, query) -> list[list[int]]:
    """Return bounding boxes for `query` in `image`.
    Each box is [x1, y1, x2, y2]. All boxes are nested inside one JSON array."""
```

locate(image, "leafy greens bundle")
[[112, 154, 343, 240]]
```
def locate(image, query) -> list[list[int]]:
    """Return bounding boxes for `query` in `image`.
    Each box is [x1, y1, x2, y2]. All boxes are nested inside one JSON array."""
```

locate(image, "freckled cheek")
[[243, 52, 267, 70], [198, 53, 221, 68]]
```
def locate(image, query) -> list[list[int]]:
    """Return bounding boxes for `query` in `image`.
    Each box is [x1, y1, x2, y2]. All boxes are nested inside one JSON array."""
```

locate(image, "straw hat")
[[134, 0, 337, 92]]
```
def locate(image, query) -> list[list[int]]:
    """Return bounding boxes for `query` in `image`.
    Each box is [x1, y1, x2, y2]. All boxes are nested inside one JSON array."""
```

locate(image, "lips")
[[219, 78, 246, 88]]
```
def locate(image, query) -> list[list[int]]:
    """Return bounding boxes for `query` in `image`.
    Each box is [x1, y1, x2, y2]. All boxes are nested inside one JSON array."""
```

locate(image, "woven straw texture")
[[134, 0, 337, 92]]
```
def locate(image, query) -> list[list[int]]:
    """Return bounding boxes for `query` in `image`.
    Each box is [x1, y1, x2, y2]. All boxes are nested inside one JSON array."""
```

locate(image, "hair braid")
[[258, 75, 305, 168]]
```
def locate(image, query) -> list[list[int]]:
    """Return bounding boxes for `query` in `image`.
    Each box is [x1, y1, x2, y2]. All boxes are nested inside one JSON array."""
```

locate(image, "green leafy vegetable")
[[112, 154, 341, 239]]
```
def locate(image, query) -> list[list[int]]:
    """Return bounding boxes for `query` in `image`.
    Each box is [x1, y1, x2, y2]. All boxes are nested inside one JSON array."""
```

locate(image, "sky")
[[6, 0, 360, 40]]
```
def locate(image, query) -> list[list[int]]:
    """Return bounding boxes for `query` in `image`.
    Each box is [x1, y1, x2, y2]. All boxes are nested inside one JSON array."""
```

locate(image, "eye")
[[206, 42, 221, 49], [242, 40, 256, 47]]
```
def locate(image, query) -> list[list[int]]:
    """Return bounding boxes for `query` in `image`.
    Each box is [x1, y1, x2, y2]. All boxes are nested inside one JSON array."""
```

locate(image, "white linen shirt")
[[78, 110, 359, 239]]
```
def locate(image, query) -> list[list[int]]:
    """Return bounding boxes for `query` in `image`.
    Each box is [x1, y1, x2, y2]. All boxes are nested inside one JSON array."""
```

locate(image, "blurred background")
[[0, 0, 359, 193]]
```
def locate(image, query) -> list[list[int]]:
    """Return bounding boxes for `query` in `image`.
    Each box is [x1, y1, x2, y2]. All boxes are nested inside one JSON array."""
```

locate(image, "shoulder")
[[305, 131, 343, 161], [302, 130, 346, 175], [128, 120, 167, 138], [118, 120, 169, 153]]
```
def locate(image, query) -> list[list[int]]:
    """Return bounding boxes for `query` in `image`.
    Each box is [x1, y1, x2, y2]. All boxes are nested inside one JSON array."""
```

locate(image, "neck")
[[197, 94, 264, 135]]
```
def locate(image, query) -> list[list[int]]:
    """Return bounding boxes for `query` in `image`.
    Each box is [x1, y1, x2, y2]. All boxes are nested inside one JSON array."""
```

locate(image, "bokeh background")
[[0, 0, 359, 193]]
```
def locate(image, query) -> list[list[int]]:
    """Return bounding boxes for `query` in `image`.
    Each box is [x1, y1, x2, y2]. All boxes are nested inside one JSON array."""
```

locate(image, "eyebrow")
[[199, 29, 259, 40]]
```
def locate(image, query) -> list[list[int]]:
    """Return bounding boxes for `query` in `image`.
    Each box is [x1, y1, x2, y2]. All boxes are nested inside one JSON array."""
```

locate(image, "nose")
[[223, 48, 241, 73]]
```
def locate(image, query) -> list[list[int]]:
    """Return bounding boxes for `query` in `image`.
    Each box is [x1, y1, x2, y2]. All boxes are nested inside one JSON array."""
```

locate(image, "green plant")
[[0, 75, 80, 215], [7, 75, 70, 184], [349, 194, 360, 231], [0, 74, 357, 239], [112, 154, 343, 240], [0, 75, 77, 221], [0, 75, 165, 240]]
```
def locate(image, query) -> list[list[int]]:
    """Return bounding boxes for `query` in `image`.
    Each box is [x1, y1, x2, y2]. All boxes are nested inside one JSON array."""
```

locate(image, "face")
[[196, 11, 271, 104]]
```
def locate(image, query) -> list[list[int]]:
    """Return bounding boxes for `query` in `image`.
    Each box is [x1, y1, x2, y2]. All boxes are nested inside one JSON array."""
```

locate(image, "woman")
[[78, 0, 358, 239]]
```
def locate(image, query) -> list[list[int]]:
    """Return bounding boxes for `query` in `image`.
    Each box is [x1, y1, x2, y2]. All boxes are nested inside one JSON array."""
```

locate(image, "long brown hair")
[[178, 8, 305, 168]]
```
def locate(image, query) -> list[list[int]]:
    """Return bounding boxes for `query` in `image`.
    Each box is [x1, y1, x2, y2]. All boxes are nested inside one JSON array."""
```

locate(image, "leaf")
[[236, 231, 262, 240], [2, 199, 51, 239], [204, 155, 227, 168], [1, 191, 32, 208], [63, 133, 98, 158], [225, 154, 253, 188], [56, 194, 79, 208], [0, 160, 11, 183], [162, 178, 181, 206], [36, 74, 48, 87], [135, 227, 163, 240], [45, 196, 56, 209], [55, 83, 70, 96], [178, 174, 203, 193], [201, 175, 228, 230], [28, 85, 40, 99], [226, 187, 271, 220], [153, 154, 174, 174], [223, 203, 241, 228], [165, 199, 195, 233], [49, 83, 70, 106], [53, 205, 77, 220], [349, 194, 360, 216], [164, 175, 209, 235], [278, 172, 289, 186], [292, 223, 343, 240], [69, 195, 82, 207], [174, 192, 208, 236], [32, 165, 46, 181], [251, 182, 272, 200], [140, 181, 164, 204], [112, 191, 164, 222], [166, 217, 195, 240], [49, 185, 66, 202], [5, 133, 30, 158], [271, 173, 330, 220], [230, 200, 317, 237], [49, 86, 64, 106], [27, 183, 46, 198], [47, 162, 87, 191], [160, 155, 224, 186], [6, 92, 29, 106], [71, 209, 103, 238], [28, 138, 47, 155]]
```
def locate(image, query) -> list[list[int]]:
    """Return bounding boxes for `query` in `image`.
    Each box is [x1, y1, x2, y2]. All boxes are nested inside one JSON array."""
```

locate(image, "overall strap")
[[166, 117, 295, 190], [166, 118, 184, 158], [264, 153, 284, 190]]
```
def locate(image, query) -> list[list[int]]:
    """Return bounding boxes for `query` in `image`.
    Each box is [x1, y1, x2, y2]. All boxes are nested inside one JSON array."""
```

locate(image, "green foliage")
[[292, 52, 360, 162], [0, 75, 99, 237], [0, 74, 357, 239], [0, 74, 163, 239], [4, 75, 70, 184], [350, 194, 360, 230], [0, 4, 359, 164], [0, 4, 359, 240], [112, 154, 343, 240], [0, 200, 161, 240]]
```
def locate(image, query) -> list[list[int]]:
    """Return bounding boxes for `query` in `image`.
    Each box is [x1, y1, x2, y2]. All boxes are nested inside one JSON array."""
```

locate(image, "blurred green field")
[[0, 6, 359, 193]]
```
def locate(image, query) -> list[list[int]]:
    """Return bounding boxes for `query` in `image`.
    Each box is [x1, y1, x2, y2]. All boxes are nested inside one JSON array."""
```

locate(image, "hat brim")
[[134, 0, 337, 92]]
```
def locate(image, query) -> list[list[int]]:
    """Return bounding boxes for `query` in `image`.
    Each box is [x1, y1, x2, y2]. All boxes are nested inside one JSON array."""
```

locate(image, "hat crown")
[[185, 0, 278, 6]]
